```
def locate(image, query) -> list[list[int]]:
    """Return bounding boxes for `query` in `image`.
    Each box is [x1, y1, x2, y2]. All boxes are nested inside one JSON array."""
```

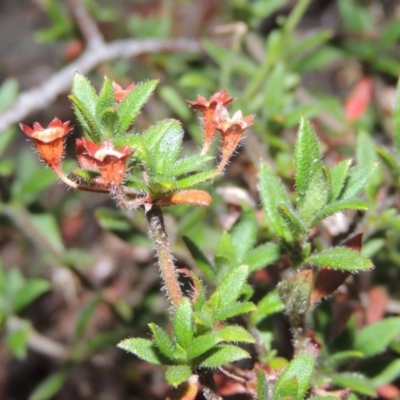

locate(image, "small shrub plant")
[[16, 69, 399, 400]]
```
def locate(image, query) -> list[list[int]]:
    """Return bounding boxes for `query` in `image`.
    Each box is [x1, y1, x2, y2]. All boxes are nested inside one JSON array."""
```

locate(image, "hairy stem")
[[146, 205, 182, 308]]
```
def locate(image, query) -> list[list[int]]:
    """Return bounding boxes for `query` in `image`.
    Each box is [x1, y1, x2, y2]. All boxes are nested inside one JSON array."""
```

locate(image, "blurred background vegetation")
[[1, 0, 400, 399]]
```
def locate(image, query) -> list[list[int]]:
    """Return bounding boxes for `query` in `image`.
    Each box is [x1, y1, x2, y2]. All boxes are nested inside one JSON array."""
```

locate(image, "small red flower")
[[187, 90, 235, 154], [214, 105, 254, 172], [76, 138, 133, 186], [20, 117, 72, 169], [112, 82, 136, 102]]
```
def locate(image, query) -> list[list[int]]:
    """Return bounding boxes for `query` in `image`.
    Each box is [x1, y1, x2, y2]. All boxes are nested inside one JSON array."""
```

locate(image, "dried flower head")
[[76, 138, 133, 186], [20, 117, 72, 169], [187, 90, 235, 155], [214, 105, 254, 172], [112, 81, 137, 102]]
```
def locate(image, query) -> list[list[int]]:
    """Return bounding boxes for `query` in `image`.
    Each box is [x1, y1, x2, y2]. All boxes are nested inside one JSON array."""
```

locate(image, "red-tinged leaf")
[[366, 286, 389, 324], [343, 232, 363, 251], [166, 374, 199, 400], [157, 190, 212, 207], [344, 76, 373, 122], [377, 384, 400, 400], [214, 373, 250, 396], [329, 291, 355, 343], [311, 268, 350, 304]]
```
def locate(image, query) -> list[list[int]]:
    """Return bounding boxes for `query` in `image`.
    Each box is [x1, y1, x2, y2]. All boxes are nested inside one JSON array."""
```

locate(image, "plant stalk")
[[146, 205, 182, 308]]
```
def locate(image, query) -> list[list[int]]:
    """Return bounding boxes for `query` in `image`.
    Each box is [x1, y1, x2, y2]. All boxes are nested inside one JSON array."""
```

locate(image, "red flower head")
[[187, 90, 235, 155], [112, 81, 136, 102], [20, 117, 72, 169], [214, 104, 254, 173], [76, 138, 133, 186]]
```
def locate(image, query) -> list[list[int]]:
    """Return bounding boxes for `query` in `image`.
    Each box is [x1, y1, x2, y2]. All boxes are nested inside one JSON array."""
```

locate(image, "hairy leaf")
[[199, 344, 250, 368], [174, 298, 193, 349], [165, 365, 192, 388]]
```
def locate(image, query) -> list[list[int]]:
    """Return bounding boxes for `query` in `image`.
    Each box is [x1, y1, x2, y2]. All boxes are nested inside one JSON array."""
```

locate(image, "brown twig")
[[67, 0, 104, 48], [0, 37, 201, 133], [146, 205, 183, 308]]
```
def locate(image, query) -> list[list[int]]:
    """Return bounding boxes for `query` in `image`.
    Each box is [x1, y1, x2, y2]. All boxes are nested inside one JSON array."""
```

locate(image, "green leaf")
[[187, 333, 219, 359], [251, 290, 285, 325], [340, 163, 376, 201], [199, 344, 250, 368], [213, 265, 249, 307], [6, 326, 30, 359], [245, 243, 281, 273], [182, 236, 215, 280], [213, 301, 256, 322], [376, 146, 400, 178], [329, 159, 352, 201], [117, 338, 166, 365], [257, 369, 269, 400], [306, 247, 373, 271], [294, 118, 322, 201], [75, 295, 101, 339], [169, 155, 213, 177], [273, 376, 298, 400], [298, 168, 330, 225], [230, 209, 257, 264], [273, 351, 315, 400], [29, 371, 67, 400], [330, 373, 376, 397], [117, 80, 158, 133], [154, 120, 184, 174], [175, 169, 217, 189], [354, 317, 400, 357], [174, 297, 193, 349], [158, 85, 191, 120], [277, 205, 307, 236], [395, 77, 400, 153], [259, 162, 292, 242], [370, 359, 400, 387], [96, 77, 116, 129], [215, 325, 255, 343], [149, 323, 176, 360], [312, 199, 368, 225], [29, 213, 65, 254], [13, 279, 50, 313], [165, 365, 192, 388], [0, 77, 18, 112]]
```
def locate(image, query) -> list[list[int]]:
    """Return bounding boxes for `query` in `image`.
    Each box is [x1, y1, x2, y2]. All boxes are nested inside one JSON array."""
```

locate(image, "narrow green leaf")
[[294, 118, 322, 201], [215, 325, 255, 343], [306, 247, 373, 271], [214, 265, 249, 307], [187, 333, 219, 359], [214, 232, 236, 280], [258, 162, 292, 242], [312, 199, 368, 225], [257, 369, 269, 400], [71, 72, 97, 117], [169, 155, 213, 177], [149, 323, 176, 360], [340, 163, 377, 201], [199, 344, 250, 368], [29, 371, 67, 400], [277, 205, 307, 236], [141, 119, 176, 150], [13, 279, 50, 313], [117, 80, 158, 133], [370, 359, 400, 387], [354, 317, 400, 357], [329, 159, 352, 201], [75, 295, 101, 339], [245, 243, 281, 273], [273, 376, 298, 400], [154, 121, 184, 173], [395, 77, 400, 152], [0, 78, 18, 113], [6, 327, 29, 359], [376, 146, 400, 178], [251, 290, 285, 325], [165, 365, 192, 388], [175, 169, 217, 189], [96, 77, 115, 124], [298, 168, 330, 225], [174, 297, 193, 348], [213, 301, 256, 322], [158, 85, 191, 120], [182, 236, 215, 280], [117, 338, 166, 365], [274, 351, 315, 400], [230, 209, 257, 264], [330, 373, 376, 397], [29, 213, 65, 254]]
